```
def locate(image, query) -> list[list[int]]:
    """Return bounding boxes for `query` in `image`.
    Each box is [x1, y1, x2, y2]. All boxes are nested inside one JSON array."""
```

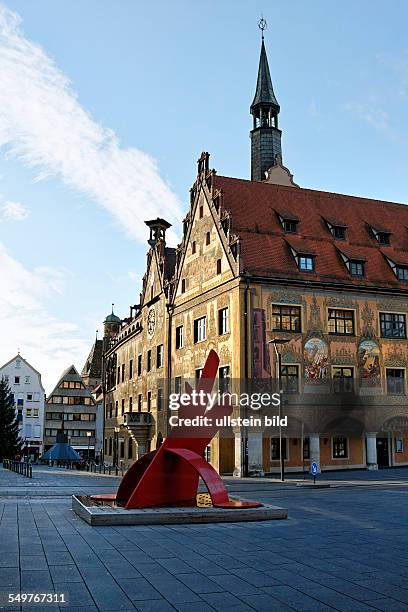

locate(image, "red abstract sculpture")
[[93, 350, 261, 509]]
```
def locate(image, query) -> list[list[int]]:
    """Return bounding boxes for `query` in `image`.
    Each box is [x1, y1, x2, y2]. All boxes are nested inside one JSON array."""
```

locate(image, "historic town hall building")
[[102, 33, 408, 475]]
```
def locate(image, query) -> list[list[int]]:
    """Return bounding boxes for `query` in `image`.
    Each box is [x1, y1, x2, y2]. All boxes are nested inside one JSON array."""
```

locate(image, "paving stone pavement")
[[2, 465, 408, 611]]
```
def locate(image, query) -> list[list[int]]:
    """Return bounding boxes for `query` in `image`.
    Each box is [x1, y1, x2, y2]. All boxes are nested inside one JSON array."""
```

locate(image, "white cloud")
[[0, 4, 183, 243], [344, 102, 389, 131], [0, 199, 29, 221], [0, 241, 89, 392], [128, 271, 140, 282], [343, 101, 397, 140]]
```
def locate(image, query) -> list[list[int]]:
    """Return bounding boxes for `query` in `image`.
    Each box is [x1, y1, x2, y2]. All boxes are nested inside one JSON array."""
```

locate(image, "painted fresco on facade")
[[358, 340, 380, 382], [304, 337, 329, 379]]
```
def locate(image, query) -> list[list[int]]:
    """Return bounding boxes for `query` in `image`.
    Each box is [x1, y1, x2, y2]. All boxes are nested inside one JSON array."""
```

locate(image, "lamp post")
[[269, 338, 290, 482], [114, 426, 120, 467], [86, 431, 92, 462]]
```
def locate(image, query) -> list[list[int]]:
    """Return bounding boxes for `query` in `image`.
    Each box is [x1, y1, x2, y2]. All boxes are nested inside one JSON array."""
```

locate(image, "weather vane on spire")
[[258, 17, 267, 40]]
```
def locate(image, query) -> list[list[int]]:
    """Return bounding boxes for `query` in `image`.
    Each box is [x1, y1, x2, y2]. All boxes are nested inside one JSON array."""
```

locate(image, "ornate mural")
[[360, 301, 375, 339], [377, 300, 406, 313], [331, 347, 355, 366], [326, 295, 356, 308], [281, 348, 303, 364], [384, 346, 406, 368], [269, 291, 303, 305], [358, 340, 380, 382], [307, 296, 323, 336], [304, 337, 329, 379]]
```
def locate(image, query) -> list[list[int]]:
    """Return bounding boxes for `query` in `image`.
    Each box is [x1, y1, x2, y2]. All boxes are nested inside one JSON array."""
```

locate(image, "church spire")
[[250, 19, 282, 181]]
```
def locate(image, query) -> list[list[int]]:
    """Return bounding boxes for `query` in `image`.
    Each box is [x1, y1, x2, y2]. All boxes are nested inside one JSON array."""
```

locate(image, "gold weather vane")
[[258, 17, 267, 40]]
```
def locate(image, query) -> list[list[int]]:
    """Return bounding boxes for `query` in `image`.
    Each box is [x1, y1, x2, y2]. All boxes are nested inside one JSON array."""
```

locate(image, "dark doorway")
[[376, 438, 389, 468]]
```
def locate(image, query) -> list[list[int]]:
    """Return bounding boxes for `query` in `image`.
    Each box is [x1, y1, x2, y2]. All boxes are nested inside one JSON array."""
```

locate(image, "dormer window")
[[338, 250, 365, 277], [283, 219, 297, 233], [325, 219, 347, 240], [276, 210, 299, 234], [298, 255, 314, 271], [384, 257, 408, 281], [333, 226, 346, 240], [371, 227, 391, 246], [377, 232, 390, 246], [350, 260, 364, 277], [287, 241, 315, 272], [397, 266, 408, 281]]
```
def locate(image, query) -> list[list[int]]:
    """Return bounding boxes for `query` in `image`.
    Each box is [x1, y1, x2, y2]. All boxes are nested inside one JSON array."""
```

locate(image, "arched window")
[[128, 438, 133, 459], [109, 437, 112, 456]]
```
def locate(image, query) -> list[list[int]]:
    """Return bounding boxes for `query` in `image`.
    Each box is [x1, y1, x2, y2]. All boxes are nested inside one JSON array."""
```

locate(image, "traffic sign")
[[310, 462, 319, 476], [310, 461, 319, 484]]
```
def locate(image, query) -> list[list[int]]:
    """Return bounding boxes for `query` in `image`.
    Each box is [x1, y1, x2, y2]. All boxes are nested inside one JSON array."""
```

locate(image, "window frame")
[[333, 226, 346, 240], [218, 307, 229, 335], [282, 219, 298, 233], [396, 438, 404, 453], [386, 368, 405, 395], [332, 366, 354, 394], [297, 254, 314, 272], [157, 388, 163, 411], [218, 366, 230, 393], [349, 260, 364, 277], [156, 344, 164, 369], [279, 364, 300, 394], [379, 312, 407, 339], [194, 316, 206, 343], [272, 304, 302, 333], [328, 308, 355, 336], [175, 325, 183, 349], [332, 436, 349, 459], [271, 437, 288, 461]]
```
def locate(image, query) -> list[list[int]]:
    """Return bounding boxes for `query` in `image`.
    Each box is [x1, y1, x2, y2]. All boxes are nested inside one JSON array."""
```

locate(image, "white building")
[[0, 354, 45, 459]]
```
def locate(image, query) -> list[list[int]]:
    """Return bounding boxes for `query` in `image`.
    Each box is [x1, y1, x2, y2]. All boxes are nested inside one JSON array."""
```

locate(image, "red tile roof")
[[213, 175, 408, 289]]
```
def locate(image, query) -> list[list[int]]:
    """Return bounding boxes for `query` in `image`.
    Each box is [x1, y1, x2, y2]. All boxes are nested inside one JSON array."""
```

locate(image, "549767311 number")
[[8, 593, 66, 604]]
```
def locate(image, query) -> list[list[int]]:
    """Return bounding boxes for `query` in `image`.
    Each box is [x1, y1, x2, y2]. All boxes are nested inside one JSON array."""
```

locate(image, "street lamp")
[[86, 431, 92, 462], [114, 426, 120, 467], [269, 338, 290, 482]]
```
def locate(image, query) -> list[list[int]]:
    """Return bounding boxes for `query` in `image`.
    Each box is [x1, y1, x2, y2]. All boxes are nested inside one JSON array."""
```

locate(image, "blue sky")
[[1, 0, 408, 390]]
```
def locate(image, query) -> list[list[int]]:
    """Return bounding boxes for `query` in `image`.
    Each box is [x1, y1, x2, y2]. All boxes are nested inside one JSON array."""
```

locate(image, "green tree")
[[0, 377, 22, 459]]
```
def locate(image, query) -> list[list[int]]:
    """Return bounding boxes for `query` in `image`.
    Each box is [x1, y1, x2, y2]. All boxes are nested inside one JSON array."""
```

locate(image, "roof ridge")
[[215, 174, 408, 209]]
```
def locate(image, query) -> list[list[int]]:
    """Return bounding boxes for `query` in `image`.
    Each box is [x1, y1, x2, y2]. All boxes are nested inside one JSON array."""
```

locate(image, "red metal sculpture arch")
[[93, 349, 261, 509]]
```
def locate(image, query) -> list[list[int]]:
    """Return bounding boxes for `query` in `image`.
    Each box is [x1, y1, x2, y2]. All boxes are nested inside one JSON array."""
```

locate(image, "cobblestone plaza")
[[2, 466, 408, 611]]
